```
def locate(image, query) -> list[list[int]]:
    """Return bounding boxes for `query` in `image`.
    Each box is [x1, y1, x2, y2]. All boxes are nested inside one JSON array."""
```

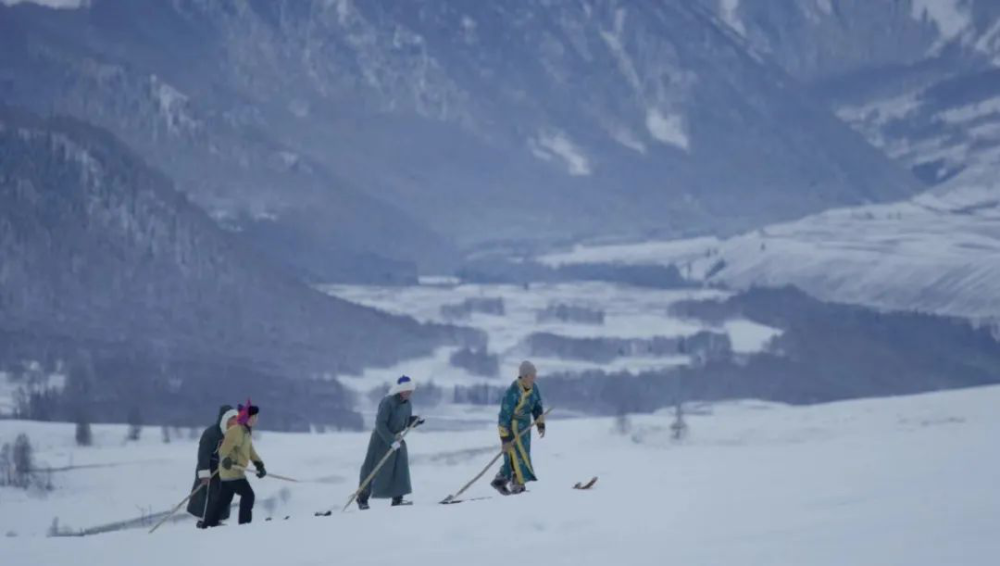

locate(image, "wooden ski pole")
[[440, 407, 553, 504], [149, 469, 219, 534], [341, 422, 419, 512], [235, 464, 300, 483], [200, 474, 213, 524], [263, 472, 299, 483]]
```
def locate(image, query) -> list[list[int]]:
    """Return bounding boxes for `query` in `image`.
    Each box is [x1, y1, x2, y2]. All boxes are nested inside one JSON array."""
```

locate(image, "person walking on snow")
[[356, 375, 424, 510], [491, 361, 546, 496], [188, 405, 238, 528], [204, 400, 265, 526]]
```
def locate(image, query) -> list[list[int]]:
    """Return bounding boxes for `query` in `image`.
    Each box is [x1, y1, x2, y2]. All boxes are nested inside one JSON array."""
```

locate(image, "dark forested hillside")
[[0, 107, 478, 428]]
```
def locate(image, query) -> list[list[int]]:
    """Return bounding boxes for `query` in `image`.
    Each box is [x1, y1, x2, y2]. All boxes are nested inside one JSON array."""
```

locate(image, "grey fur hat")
[[518, 360, 537, 378]]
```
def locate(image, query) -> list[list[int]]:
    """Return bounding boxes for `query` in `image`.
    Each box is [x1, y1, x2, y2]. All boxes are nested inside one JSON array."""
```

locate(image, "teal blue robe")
[[498, 379, 545, 484]]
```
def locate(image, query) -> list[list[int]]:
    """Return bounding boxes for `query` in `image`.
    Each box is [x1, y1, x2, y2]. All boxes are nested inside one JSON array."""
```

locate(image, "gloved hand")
[[254, 461, 267, 479], [222, 457, 234, 470], [408, 416, 425, 428], [501, 441, 512, 452], [538, 423, 546, 438], [391, 440, 402, 450]]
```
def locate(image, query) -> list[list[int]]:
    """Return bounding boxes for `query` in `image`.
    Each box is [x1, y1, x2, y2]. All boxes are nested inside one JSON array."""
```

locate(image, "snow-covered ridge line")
[[537, 185, 1000, 320], [1, 0, 88, 8]]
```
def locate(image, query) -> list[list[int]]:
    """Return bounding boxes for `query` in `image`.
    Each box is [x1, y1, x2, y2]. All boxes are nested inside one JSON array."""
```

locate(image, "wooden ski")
[[338, 420, 420, 513], [440, 407, 553, 504]]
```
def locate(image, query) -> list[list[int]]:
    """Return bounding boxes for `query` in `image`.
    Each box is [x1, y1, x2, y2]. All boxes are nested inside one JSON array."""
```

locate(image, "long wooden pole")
[[440, 407, 553, 504], [341, 422, 419, 512], [149, 469, 219, 534], [235, 464, 300, 483]]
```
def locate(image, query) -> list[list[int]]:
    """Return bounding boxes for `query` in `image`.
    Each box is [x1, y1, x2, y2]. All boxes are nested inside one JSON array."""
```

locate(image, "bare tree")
[[47, 517, 61, 537], [75, 413, 93, 447], [614, 407, 632, 436], [12, 434, 34, 488], [126, 407, 143, 441], [0, 443, 12, 486], [670, 402, 688, 442]]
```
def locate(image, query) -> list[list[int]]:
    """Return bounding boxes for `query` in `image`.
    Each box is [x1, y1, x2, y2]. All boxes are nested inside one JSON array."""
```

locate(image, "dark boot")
[[391, 496, 412, 506], [490, 476, 511, 496], [510, 481, 526, 495], [357, 491, 370, 510]]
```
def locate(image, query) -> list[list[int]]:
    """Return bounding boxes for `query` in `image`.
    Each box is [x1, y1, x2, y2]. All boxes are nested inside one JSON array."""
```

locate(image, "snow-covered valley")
[[321, 282, 780, 396], [2, 385, 998, 565]]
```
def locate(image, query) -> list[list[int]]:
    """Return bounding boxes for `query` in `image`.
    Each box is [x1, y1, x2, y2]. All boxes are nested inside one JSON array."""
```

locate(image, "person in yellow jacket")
[[203, 400, 265, 526]]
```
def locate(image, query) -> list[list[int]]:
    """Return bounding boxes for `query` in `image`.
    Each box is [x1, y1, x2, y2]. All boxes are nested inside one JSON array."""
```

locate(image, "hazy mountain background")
[[3, 0, 1000, 428], [699, 0, 1000, 187], [0, 0, 922, 268]]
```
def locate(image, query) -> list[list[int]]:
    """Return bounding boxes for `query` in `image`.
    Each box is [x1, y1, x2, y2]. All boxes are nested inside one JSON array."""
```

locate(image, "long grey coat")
[[359, 394, 412, 499]]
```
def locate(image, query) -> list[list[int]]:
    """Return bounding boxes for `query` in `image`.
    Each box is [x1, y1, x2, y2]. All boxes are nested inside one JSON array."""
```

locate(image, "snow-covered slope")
[[3, 385, 999, 564], [835, 69, 1000, 187], [0, 0, 85, 7], [540, 186, 1000, 320]]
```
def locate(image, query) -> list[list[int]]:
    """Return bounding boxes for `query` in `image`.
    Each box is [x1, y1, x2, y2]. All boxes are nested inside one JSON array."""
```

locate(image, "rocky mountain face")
[[0, 106, 475, 427], [0, 0, 920, 269], [699, 0, 1000, 189]]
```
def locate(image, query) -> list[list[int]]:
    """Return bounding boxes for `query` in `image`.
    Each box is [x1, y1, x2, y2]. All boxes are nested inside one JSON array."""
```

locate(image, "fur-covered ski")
[[574, 477, 598, 490]]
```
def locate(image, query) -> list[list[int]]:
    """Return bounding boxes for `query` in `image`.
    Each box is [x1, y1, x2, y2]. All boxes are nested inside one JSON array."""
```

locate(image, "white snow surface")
[[3, 386, 999, 565], [910, 0, 972, 48], [320, 282, 777, 393], [540, 236, 722, 269], [645, 108, 690, 151], [938, 96, 1000, 125], [0, 0, 86, 7], [538, 186, 1000, 319], [529, 131, 592, 176], [719, 0, 745, 37]]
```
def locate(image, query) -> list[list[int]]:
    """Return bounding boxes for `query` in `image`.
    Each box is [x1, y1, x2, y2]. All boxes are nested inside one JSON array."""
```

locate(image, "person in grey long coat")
[[357, 375, 424, 509], [188, 405, 238, 527]]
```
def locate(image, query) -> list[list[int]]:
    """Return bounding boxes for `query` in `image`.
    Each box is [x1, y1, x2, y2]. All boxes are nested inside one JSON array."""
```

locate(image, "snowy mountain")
[[699, 0, 1000, 189], [0, 0, 920, 272], [0, 107, 473, 428], [526, 1, 1000, 320]]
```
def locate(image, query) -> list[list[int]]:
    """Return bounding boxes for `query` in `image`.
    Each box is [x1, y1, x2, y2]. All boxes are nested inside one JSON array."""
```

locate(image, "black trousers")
[[205, 478, 255, 526]]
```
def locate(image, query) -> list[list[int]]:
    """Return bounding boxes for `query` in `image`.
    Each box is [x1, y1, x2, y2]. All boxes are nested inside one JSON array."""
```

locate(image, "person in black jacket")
[[187, 405, 238, 528]]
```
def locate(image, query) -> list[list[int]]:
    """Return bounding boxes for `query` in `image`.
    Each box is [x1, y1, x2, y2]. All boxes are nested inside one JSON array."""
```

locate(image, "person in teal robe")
[[492, 360, 546, 495]]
